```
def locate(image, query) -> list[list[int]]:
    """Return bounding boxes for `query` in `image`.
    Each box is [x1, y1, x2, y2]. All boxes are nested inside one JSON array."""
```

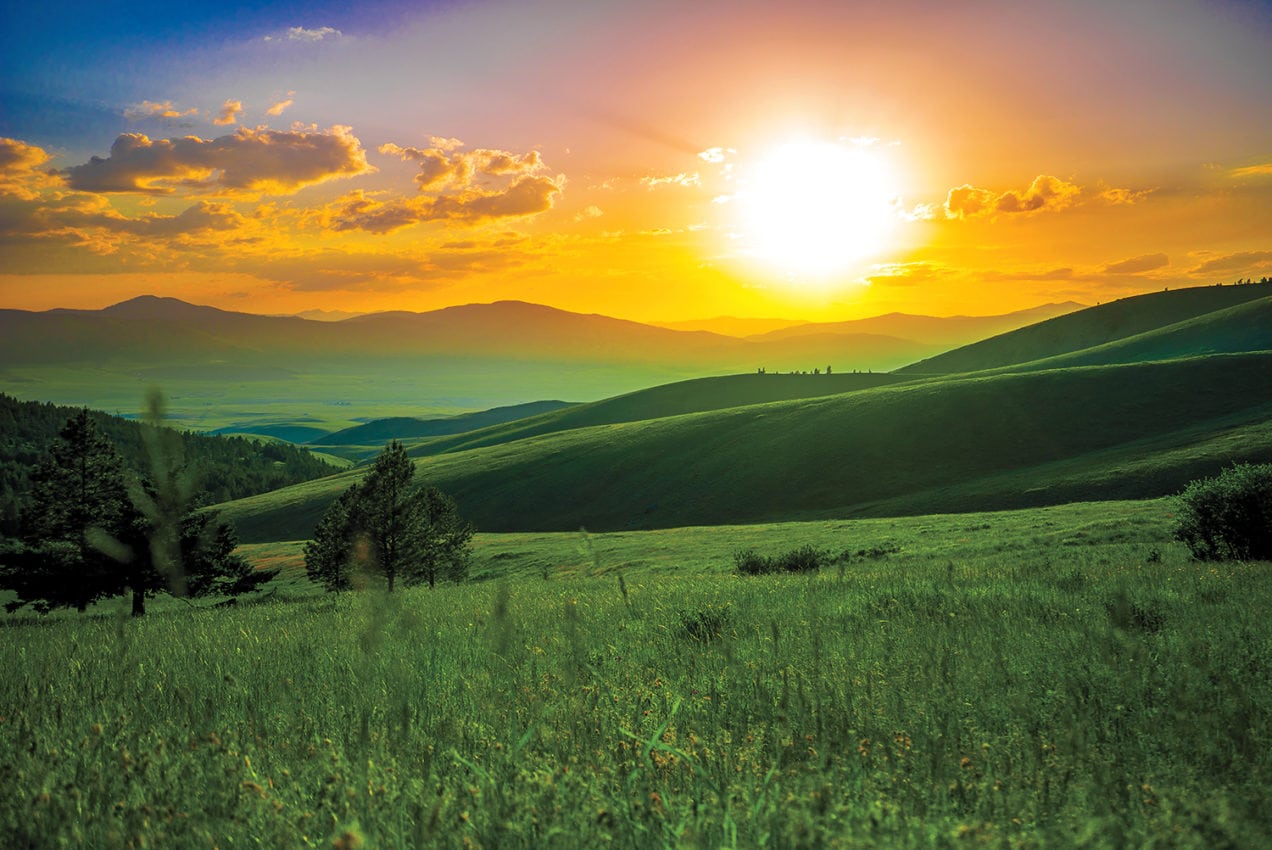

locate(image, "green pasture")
[[2, 497, 1268, 848]]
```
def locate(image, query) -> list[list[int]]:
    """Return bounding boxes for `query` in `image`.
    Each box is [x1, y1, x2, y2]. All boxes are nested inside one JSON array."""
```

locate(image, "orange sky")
[[2, 0, 1270, 322]]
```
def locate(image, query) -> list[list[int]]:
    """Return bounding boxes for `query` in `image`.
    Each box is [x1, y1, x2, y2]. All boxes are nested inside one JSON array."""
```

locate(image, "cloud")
[[264, 26, 342, 43], [944, 175, 1081, 219], [0, 137, 61, 199], [124, 100, 199, 121], [380, 141, 546, 189], [321, 172, 563, 234], [40, 199, 247, 239], [1231, 163, 1272, 179], [1096, 186, 1152, 205], [63, 125, 373, 196], [862, 261, 947, 286], [367, 139, 563, 228], [213, 100, 244, 126], [1103, 253, 1169, 274], [265, 93, 295, 117], [1191, 250, 1272, 276], [430, 175, 561, 221], [697, 147, 734, 164], [980, 266, 1078, 283], [641, 172, 700, 189], [238, 236, 536, 292]]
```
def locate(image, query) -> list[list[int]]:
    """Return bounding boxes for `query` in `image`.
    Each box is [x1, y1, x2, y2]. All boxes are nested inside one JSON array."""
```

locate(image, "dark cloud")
[[63, 126, 372, 195]]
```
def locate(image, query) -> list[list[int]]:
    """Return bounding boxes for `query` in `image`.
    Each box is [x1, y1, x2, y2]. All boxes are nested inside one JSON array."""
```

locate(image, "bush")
[[775, 544, 823, 573], [733, 545, 824, 576], [1174, 463, 1272, 561], [733, 549, 774, 576]]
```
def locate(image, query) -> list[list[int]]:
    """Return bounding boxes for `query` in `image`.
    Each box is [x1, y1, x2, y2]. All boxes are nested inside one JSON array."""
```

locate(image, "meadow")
[[3, 499, 1268, 848]]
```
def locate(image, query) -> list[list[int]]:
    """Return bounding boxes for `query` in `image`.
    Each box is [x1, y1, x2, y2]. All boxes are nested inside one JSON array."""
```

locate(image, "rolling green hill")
[[898, 281, 1272, 375], [316, 400, 577, 446], [219, 352, 1272, 542], [982, 294, 1272, 373], [402, 371, 911, 459]]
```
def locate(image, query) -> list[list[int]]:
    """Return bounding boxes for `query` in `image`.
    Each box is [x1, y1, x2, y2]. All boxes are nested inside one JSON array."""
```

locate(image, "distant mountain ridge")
[[748, 302, 1085, 346], [4, 295, 1088, 368]]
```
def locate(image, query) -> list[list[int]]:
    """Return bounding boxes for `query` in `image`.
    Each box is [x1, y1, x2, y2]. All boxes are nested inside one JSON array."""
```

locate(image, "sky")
[[1, 0, 1270, 322]]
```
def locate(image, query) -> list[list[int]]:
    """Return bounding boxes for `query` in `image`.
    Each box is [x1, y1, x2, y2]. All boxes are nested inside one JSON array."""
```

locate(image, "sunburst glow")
[[737, 139, 899, 278]]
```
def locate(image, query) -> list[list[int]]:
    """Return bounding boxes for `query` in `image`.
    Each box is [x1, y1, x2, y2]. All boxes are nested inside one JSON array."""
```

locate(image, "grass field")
[[2, 499, 1269, 848]]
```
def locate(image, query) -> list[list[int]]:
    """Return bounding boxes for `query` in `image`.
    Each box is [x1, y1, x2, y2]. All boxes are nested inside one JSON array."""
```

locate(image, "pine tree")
[[0, 402, 276, 615], [304, 483, 363, 591], [6, 410, 142, 612], [304, 441, 473, 592]]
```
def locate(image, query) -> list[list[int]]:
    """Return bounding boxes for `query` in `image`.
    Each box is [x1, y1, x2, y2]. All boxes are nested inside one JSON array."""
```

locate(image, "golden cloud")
[[1231, 163, 1272, 179], [380, 141, 547, 190], [214, 100, 244, 126], [1191, 250, 1272, 275], [63, 126, 373, 196], [0, 138, 61, 200], [266, 93, 295, 117], [124, 100, 199, 121], [1103, 253, 1169, 274], [339, 140, 565, 231], [944, 175, 1081, 219]]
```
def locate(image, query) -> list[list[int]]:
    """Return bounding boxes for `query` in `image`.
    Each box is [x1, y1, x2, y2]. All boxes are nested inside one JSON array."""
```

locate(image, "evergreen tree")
[[304, 483, 363, 591], [304, 441, 473, 592], [0, 404, 276, 615], [7, 410, 141, 612]]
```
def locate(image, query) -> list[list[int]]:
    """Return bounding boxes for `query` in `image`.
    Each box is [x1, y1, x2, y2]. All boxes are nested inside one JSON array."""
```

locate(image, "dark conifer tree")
[[304, 441, 472, 592]]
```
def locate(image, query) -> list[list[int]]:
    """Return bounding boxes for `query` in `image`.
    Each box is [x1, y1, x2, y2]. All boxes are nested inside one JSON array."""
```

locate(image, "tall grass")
[[2, 539, 1268, 848]]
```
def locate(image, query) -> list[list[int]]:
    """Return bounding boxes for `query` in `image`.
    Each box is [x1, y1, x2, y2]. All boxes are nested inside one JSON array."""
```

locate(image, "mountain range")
[[0, 295, 1085, 427]]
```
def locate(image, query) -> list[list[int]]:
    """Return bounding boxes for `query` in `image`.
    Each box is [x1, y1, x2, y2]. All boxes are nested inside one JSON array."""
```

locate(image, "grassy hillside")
[[898, 281, 1272, 375], [984, 295, 1272, 373], [316, 400, 576, 446], [219, 353, 1272, 542], [404, 372, 910, 459]]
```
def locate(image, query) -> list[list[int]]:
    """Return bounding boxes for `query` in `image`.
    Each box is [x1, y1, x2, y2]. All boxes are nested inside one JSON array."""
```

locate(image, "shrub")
[[1174, 463, 1272, 561], [733, 549, 775, 576], [733, 545, 824, 576], [775, 544, 823, 573]]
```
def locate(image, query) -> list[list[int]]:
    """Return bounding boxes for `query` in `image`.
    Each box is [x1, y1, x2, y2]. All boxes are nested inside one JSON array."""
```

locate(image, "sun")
[[736, 138, 899, 278]]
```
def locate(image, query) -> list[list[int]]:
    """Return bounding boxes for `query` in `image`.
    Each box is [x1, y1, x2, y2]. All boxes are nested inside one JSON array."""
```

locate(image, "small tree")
[[304, 483, 363, 591], [1175, 463, 1272, 561], [304, 441, 473, 591]]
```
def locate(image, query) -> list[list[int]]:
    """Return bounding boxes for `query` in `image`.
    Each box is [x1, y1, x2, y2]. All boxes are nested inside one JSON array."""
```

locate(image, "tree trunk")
[[131, 587, 145, 617]]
